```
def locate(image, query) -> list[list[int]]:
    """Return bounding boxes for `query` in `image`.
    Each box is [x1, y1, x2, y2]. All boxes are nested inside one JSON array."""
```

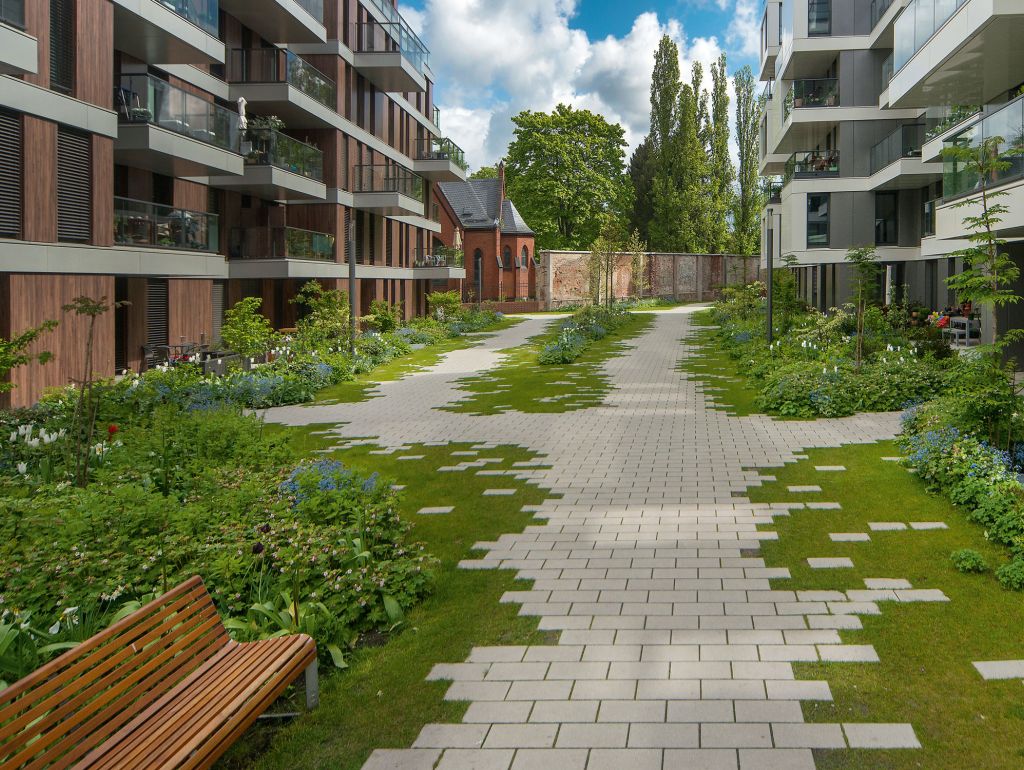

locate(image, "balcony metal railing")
[[922, 198, 938, 237], [244, 127, 323, 181], [944, 95, 1024, 200], [784, 150, 840, 183], [870, 123, 926, 174], [783, 78, 839, 121], [352, 164, 425, 202], [808, 0, 832, 36], [227, 49, 337, 111], [153, 0, 219, 37], [230, 226, 335, 261], [415, 137, 468, 170], [0, 0, 25, 30], [761, 79, 774, 102], [871, 0, 895, 29], [414, 248, 464, 269], [894, 0, 969, 72], [353, 19, 429, 75], [293, 0, 323, 23], [114, 197, 218, 252], [116, 74, 240, 153]]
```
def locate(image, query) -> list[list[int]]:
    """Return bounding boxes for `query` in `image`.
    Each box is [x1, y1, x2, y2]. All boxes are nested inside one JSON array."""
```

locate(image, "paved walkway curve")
[[267, 307, 914, 770]]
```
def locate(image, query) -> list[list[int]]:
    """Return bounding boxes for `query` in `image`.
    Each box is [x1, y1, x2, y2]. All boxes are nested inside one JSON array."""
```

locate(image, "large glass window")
[[875, 192, 899, 246], [807, 193, 830, 247], [808, 0, 831, 36]]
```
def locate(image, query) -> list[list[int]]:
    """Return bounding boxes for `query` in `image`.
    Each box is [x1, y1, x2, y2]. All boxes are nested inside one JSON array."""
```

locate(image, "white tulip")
[[16, 462, 27, 475]]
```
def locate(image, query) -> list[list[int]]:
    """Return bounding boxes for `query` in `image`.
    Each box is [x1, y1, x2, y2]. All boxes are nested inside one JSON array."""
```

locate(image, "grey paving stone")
[[628, 723, 700, 748], [483, 724, 557, 749], [418, 506, 455, 515], [807, 558, 854, 569], [436, 750, 514, 770], [770, 723, 845, 748], [664, 749, 739, 769], [555, 722, 629, 748], [868, 522, 907, 531], [509, 749, 588, 770], [842, 723, 921, 748], [587, 749, 663, 770], [909, 521, 948, 530], [414, 724, 489, 749], [738, 748, 815, 769], [787, 486, 822, 493], [830, 533, 870, 542], [864, 578, 912, 589], [733, 701, 804, 723], [765, 680, 832, 701], [973, 660, 1024, 680], [528, 700, 598, 723], [700, 723, 772, 748], [895, 589, 949, 603], [815, 466, 847, 472], [363, 750, 443, 769], [806, 502, 842, 510], [817, 645, 880, 663], [484, 489, 517, 496], [463, 701, 534, 724]]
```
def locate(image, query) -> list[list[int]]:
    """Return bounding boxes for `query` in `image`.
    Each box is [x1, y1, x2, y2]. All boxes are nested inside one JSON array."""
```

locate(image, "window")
[[502, 245, 512, 269], [808, 0, 831, 36], [521, 246, 529, 267], [50, 0, 75, 95], [806, 193, 829, 247], [57, 128, 91, 243], [0, 110, 21, 239], [875, 192, 898, 246]]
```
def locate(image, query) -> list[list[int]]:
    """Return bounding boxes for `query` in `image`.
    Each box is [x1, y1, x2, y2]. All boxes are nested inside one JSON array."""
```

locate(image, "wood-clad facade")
[[0, 0, 467, 407]]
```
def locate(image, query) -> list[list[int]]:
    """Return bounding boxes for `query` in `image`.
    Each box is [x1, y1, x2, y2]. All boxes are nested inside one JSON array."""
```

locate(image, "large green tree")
[[707, 54, 735, 254], [732, 65, 765, 256], [628, 137, 656, 244], [505, 104, 630, 250], [469, 165, 498, 180], [649, 36, 681, 154]]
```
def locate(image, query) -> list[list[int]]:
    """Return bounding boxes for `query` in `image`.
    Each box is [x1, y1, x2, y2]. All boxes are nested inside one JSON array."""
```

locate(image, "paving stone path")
[[268, 307, 919, 770]]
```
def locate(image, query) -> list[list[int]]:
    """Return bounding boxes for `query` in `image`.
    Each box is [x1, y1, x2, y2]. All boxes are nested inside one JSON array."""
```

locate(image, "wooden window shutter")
[[0, 111, 21, 238], [57, 128, 91, 242], [50, 0, 75, 95], [146, 278, 169, 349], [211, 280, 226, 342]]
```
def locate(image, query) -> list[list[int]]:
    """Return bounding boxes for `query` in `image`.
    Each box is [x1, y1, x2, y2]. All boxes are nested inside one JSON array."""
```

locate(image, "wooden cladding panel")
[[75, 0, 113, 108], [91, 135, 113, 246], [123, 278, 148, 373], [172, 179, 207, 212], [22, 116, 57, 242], [24, 0, 49, 89], [2, 273, 116, 409], [167, 279, 213, 346]]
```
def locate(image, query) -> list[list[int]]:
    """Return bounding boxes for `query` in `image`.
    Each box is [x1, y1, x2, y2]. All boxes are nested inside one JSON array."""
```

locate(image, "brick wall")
[[537, 251, 762, 309]]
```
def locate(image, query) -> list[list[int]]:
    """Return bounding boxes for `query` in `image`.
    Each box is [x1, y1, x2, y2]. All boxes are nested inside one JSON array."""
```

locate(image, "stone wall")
[[537, 251, 762, 309]]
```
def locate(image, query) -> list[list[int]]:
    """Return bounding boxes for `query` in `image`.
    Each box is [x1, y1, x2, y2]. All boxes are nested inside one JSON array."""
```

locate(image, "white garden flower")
[[16, 462, 27, 475], [9, 432, 16, 443], [49, 620, 61, 635]]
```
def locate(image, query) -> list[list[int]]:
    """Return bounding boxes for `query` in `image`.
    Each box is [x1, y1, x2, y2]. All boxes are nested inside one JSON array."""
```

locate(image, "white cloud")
[[413, 0, 755, 170], [727, 0, 761, 59]]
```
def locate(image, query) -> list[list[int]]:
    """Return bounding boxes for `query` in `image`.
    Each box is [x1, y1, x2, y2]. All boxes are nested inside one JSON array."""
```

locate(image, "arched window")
[[521, 246, 529, 268], [502, 245, 512, 269]]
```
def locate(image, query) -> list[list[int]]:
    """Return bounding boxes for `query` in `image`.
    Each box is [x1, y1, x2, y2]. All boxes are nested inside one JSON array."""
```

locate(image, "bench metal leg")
[[304, 659, 319, 710]]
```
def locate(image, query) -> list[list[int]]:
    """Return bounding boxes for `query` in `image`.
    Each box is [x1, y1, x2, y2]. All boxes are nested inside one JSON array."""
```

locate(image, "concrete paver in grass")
[[881, 456, 902, 462], [418, 506, 455, 515], [868, 522, 907, 531], [909, 521, 948, 530], [830, 533, 870, 542], [972, 660, 1024, 680], [864, 578, 912, 590], [842, 723, 921, 749], [808, 558, 855, 569], [267, 310, 919, 769], [787, 485, 822, 493], [807, 502, 842, 510], [814, 466, 847, 472]]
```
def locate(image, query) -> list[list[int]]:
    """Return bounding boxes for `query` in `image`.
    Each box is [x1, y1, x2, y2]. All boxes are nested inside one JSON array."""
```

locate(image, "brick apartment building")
[[436, 165, 536, 303], [0, 0, 468, 407]]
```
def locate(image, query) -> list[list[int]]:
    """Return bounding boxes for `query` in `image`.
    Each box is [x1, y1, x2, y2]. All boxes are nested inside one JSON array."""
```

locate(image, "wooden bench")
[[0, 576, 318, 769]]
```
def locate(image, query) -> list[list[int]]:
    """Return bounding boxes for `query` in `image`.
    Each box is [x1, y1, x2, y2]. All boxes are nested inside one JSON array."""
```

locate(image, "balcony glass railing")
[[784, 150, 840, 183], [117, 74, 240, 153], [352, 165, 425, 202], [922, 198, 938, 237], [231, 226, 335, 261], [0, 0, 25, 30], [432, 106, 441, 130], [353, 19, 429, 75], [871, 0, 895, 29], [153, 0, 219, 37], [244, 128, 323, 181], [925, 104, 981, 141], [227, 49, 337, 111], [114, 197, 218, 252], [808, 0, 831, 36], [362, 0, 430, 57], [894, 0, 968, 72], [767, 178, 783, 203], [414, 248, 464, 269], [294, 0, 323, 23], [783, 78, 839, 121], [870, 123, 926, 174], [415, 137, 468, 170], [882, 52, 894, 89], [944, 95, 1024, 199]]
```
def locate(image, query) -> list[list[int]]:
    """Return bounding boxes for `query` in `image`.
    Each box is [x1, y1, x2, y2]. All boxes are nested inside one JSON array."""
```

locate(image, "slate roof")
[[438, 179, 534, 236]]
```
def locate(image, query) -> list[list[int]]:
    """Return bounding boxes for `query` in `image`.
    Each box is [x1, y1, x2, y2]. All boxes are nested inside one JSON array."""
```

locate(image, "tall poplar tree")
[[649, 36, 681, 153], [708, 54, 735, 254], [629, 138, 656, 244], [732, 65, 764, 256]]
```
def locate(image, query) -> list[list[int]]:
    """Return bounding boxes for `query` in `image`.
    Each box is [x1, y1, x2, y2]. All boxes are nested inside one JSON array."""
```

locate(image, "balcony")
[[227, 49, 338, 129], [890, 0, 1024, 107], [759, 0, 781, 80], [784, 150, 840, 184], [922, 198, 938, 237], [433, 106, 441, 131], [230, 226, 335, 261], [783, 78, 839, 122], [0, 0, 36, 75], [414, 248, 464, 269], [808, 0, 832, 36], [114, 197, 219, 252], [871, 0, 896, 29], [111, 0, 223, 65], [767, 178, 783, 204], [352, 164, 425, 216], [870, 123, 926, 174], [944, 95, 1024, 201], [115, 74, 243, 177], [352, 19, 428, 93], [208, 127, 326, 200], [217, 0, 325, 44], [414, 137, 468, 181]]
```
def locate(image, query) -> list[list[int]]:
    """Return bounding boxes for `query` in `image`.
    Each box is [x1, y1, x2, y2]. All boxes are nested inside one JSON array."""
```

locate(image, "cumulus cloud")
[[411, 0, 757, 169]]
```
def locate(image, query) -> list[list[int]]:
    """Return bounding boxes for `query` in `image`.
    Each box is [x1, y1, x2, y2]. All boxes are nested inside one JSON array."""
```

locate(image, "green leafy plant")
[[291, 281, 349, 353], [221, 297, 277, 359], [995, 560, 1024, 591], [366, 300, 402, 334], [0, 320, 58, 395], [426, 291, 461, 321], [845, 246, 882, 368], [950, 549, 988, 574]]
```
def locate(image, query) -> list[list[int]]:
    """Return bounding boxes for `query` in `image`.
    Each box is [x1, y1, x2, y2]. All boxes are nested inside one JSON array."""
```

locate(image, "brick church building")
[[437, 165, 536, 302]]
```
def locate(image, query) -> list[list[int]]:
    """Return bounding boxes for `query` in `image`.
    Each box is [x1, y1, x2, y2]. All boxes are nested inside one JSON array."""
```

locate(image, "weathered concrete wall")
[[537, 251, 762, 309]]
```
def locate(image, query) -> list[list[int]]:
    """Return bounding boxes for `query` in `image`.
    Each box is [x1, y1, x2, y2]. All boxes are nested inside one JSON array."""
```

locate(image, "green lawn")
[[222, 438, 557, 770], [678, 311, 766, 417], [747, 441, 1024, 769], [314, 317, 522, 405], [445, 312, 655, 415]]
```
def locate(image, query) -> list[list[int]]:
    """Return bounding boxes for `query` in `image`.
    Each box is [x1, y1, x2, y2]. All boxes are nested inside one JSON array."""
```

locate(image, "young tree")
[[290, 280, 349, 352], [221, 297, 277, 359], [845, 247, 882, 368], [733, 65, 765, 256], [943, 136, 1024, 348], [625, 229, 649, 300], [707, 54, 734, 255], [0, 320, 58, 395], [505, 105, 630, 250]]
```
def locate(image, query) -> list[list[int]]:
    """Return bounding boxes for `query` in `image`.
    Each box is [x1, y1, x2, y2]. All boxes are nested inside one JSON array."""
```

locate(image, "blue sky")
[[400, 0, 761, 169]]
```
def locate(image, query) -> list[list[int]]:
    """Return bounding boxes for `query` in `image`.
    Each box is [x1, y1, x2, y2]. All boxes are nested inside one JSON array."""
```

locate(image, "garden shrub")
[[427, 290, 462, 321], [366, 300, 402, 334], [220, 297, 278, 359], [538, 306, 631, 365], [950, 549, 988, 574], [996, 560, 1024, 591]]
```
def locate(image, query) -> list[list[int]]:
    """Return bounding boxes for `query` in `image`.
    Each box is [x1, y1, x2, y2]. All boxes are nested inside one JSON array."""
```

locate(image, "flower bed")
[[538, 305, 632, 364]]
